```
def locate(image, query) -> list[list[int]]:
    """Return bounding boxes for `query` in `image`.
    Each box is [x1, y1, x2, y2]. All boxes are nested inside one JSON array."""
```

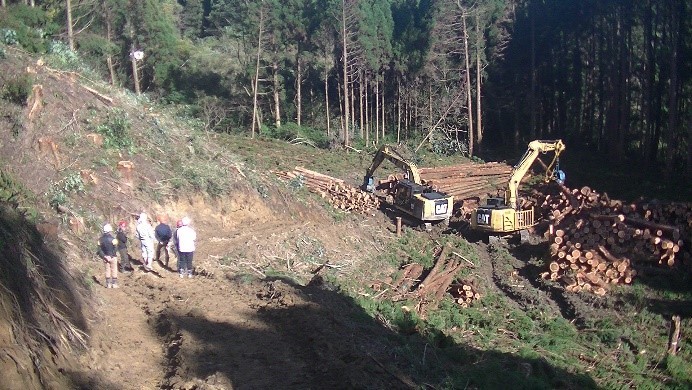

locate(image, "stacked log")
[[535, 184, 691, 295], [420, 162, 512, 200], [448, 281, 481, 308], [275, 167, 380, 214]]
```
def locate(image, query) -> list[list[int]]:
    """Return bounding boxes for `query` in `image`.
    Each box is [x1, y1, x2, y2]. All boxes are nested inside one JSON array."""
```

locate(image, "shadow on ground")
[[156, 275, 598, 389]]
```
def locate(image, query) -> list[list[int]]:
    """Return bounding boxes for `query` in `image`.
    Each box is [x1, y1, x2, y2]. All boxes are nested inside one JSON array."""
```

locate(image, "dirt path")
[[69, 210, 406, 390]]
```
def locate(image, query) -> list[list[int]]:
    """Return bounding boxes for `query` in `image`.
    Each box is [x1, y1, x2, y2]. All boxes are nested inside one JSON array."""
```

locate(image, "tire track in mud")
[[480, 241, 580, 321]]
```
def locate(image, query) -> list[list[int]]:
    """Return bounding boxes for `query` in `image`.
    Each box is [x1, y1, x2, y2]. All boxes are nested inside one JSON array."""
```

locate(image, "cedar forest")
[[0, 0, 690, 194]]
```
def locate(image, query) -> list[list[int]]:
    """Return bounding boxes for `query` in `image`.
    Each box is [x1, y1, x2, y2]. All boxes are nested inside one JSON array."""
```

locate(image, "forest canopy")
[[0, 0, 690, 180]]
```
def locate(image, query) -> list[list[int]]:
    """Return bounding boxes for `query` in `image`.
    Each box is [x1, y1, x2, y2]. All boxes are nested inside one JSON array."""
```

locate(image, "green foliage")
[[1, 28, 19, 45], [0, 5, 57, 53], [47, 171, 86, 208], [95, 110, 134, 153], [1, 72, 33, 106], [176, 161, 233, 198], [430, 137, 469, 157], [264, 122, 330, 148], [665, 355, 692, 384]]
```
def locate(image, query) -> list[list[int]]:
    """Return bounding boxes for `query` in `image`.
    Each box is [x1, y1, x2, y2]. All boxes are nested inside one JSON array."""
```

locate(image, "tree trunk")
[[341, 0, 350, 146], [130, 47, 140, 95], [105, 13, 117, 86], [641, 0, 655, 165], [251, 7, 264, 138], [66, 0, 74, 51], [381, 72, 385, 141], [273, 58, 281, 128], [375, 77, 380, 143], [397, 79, 401, 143], [296, 56, 302, 126], [462, 12, 474, 157], [350, 70, 356, 134], [475, 11, 482, 149], [529, 7, 536, 140], [359, 70, 365, 139], [665, 0, 680, 177], [324, 69, 330, 137]]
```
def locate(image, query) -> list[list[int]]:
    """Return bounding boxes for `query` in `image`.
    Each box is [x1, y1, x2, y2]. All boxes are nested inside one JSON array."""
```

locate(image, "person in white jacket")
[[176, 216, 197, 278], [135, 212, 156, 271]]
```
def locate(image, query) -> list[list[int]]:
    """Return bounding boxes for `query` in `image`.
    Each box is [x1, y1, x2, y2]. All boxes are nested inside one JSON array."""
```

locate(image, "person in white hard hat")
[[98, 223, 119, 288], [175, 216, 197, 278], [135, 212, 156, 272]]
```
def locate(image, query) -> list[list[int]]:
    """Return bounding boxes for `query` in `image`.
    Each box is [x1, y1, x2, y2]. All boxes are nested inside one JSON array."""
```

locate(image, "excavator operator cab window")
[[394, 184, 412, 207], [486, 197, 506, 208]]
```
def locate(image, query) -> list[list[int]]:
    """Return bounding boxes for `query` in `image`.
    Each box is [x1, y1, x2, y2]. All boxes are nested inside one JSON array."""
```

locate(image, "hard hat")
[[118, 220, 127, 229], [138, 212, 148, 223], [181, 217, 191, 226], [103, 223, 113, 233]]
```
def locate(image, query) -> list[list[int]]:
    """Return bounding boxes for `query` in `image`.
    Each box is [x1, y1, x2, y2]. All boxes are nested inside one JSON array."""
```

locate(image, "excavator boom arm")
[[506, 139, 565, 209], [363, 145, 422, 189]]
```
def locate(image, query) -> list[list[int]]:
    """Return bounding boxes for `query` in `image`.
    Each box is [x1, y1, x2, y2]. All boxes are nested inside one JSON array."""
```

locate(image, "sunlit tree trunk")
[[296, 56, 302, 126], [359, 70, 365, 140], [66, 0, 75, 50], [104, 9, 117, 85], [273, 58, 281, 128], [324, 69, 330, 137], [381, 73, 385, 141], [251, 7, 265, 138], [475, 11, 483, 148], [396, 79, 401, 143], [462, 12, 474, 157], [341, 0, 350, 146], [375, 78, 380, 142]]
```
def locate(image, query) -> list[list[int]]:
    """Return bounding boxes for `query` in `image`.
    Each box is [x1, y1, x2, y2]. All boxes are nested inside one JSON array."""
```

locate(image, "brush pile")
[[371, 243, 480, 316]]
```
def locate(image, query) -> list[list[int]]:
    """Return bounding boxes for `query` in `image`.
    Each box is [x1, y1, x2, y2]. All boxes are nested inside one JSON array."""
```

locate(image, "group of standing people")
[[98, 212, 197, 288]]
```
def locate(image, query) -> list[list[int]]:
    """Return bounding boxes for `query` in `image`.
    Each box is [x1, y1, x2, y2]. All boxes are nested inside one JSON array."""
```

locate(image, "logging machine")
[[471, 139, 566, 234], [362, 145, 453, 223]]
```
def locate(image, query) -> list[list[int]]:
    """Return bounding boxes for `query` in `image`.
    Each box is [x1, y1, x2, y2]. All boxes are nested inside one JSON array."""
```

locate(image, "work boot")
[[112, 279, 119, 288]]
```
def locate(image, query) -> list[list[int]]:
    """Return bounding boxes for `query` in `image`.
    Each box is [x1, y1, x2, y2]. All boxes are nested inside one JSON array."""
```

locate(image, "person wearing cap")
[[154, 215, 173, 268], [175, 216, 196, 278], [116, 220, 134, 273], [135, 212, 156, 272], [98, 223, 119, 288]]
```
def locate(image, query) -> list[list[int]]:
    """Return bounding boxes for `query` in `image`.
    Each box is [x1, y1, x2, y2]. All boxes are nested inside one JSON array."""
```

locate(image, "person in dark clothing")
[[116, 220, 133, 272], [99, 224, 119, 288], [154, 216, 173, 267]]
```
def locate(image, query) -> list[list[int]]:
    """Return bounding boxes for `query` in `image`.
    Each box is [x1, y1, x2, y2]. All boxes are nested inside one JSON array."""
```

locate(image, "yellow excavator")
[[362, 145, 453, 223], [471, 139, 566, 234]]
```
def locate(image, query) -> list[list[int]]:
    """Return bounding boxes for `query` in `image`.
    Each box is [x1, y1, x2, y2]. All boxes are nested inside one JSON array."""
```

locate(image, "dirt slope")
[[0, 48, 409, 389]]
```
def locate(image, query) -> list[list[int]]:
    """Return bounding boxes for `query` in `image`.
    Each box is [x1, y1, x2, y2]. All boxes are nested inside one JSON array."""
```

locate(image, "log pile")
[[374, 161, 513, 218], [373, 243, 480, 315], [380, 162, 512, 200], [535, 184, 691, 295], [275, 167, 380, 214]]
